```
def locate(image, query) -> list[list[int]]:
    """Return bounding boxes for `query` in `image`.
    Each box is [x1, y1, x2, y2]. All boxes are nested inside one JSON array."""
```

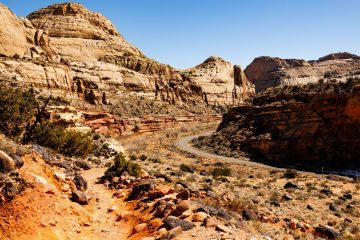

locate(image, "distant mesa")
[[245, 52, 360, 92]]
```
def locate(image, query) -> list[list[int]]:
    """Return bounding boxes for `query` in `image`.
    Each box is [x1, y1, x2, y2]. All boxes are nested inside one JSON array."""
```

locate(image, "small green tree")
[[32, 121, 94, 157], [103, 154, 141, 180], [0, 88, 38, 140]]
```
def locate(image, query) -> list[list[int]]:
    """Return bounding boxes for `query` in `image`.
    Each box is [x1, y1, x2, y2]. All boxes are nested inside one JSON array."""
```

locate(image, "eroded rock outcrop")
[[180, 56, 255, 105], [245, 53, 360, 92], [24, 3, 254, 107], [195, 78, 360, 170]]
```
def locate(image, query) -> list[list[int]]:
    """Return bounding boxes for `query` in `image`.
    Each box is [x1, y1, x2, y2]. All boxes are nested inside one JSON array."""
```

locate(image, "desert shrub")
[[93, 133, 102, 140], [139, 154, 147, 161], [283, 169, 298, 179], [211, 166, 231, 177], [129, 154, 137, 161], [149, 158, 162, 163], [103, 153, 141, 179], [32, 121, 93, 157], [180, 164, 194, 173], [0, 88, 38, 140]]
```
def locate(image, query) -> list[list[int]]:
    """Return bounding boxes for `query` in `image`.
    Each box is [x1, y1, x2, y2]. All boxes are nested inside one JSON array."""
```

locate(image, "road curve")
[[175, 131, 281, 170]]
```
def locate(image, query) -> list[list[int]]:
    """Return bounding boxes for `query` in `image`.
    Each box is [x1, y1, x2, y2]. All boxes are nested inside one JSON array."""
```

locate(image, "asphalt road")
[[175, 131, 281, 170]]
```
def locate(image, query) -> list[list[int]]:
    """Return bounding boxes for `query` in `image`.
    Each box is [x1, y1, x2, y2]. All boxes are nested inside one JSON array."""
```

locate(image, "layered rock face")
[[245, 53, 360, 92], [180, 56, 255, 105], [23, 2, 254, 107], [195, 79, 360, 170]]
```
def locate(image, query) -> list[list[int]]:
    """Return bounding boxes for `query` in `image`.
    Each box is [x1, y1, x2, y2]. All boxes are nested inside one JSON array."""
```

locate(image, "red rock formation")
[[196, 79, 360, 170], [83, 112, 222, 136]]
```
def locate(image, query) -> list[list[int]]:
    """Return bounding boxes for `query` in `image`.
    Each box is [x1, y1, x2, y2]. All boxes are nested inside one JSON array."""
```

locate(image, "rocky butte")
[[245, 52, 360, 92]]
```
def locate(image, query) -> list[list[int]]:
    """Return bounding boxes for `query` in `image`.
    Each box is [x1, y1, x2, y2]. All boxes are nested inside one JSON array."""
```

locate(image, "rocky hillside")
[[245, 52, 360, 92], [0, 2, 254, 115], [194, 78, 360, 171]]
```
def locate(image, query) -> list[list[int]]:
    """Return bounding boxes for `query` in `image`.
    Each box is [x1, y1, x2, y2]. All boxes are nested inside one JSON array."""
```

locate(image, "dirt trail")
[[175, 131, 279, 170], [78, 168, 132, 240]]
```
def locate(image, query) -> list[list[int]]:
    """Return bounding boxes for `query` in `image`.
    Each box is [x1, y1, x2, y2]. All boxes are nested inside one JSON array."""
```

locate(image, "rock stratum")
[[0, 2, 255, 113], [245, 53, 360, 92], [194, 78, 360, 170]]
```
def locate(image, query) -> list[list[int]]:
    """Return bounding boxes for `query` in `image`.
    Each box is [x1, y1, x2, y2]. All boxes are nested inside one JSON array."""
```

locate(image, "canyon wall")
[[0, 2, 255, 112], [195, 79, 360, 170]]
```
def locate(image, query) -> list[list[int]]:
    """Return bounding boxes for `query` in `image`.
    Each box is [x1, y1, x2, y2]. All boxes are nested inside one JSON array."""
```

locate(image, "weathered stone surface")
[[245, 53, 360, 92], [0, 4, 31, 58]]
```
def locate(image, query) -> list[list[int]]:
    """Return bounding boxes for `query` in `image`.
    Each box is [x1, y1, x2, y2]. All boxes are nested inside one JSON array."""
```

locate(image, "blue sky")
[[2, 0, 359, 69]]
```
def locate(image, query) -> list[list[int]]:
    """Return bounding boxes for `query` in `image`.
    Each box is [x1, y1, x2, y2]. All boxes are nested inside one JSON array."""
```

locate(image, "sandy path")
[[79, 168, 131, 240]]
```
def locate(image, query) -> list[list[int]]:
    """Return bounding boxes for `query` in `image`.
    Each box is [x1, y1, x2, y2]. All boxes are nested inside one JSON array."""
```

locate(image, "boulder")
[[71, 190, 89, 205], [315, 225, 340, 239], [73, 175, 88, 191], [74, 160, 92, 170], [192, 212, 207, 222], [134, 223, 147, 233], [172, 200, 191, 216], [164, 216, 195, 231], [0, 150, 16, 173]]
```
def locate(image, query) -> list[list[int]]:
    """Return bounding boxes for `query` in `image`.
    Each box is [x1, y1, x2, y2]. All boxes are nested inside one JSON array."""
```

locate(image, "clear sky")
[[2, 0, 360, 69]]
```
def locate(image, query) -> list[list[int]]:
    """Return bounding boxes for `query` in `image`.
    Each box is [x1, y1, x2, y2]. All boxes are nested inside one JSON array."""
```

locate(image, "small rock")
[[329, 203, 340, 212], [134, 223, 147, 233], [71, 190, 89, 205], [320, 188, 333, 196], [282, 194, 293, 201], [108, 206, 118, 212], [173, 200, 191, 216], [180, 209, 192, 219], [176, 189, 190, 200], [289, 219, 299, 230], [242, 209, 258, 221], [10, 155, 24, 168], [73, 175, 88, 191], [270, 201, 280, 207], [139, 169, 150, 179], [307, 204, 315, 210], [343, 192, 352, 200], [113, 190, 125, 198], [74, 160, 92, 170], [192, 212, 207, 222], [216, 224, 233, 233], [284, 182, 298, 189], [165, 226, 183, 239], [61, 184, 70, 192], [346, 204, 354, 210], [164, 216, 195, 231], [315, 225, 340, 239], [157, 227, 167, 235], [205, 217, 217, 227], [327, 220, 336, 226]]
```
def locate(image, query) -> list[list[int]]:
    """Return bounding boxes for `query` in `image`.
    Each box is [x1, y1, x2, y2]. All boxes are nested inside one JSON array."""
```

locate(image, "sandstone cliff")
[[245, 53, 360, 92], [194, 78, 360, 170], [180, 56, 255, 105], [0, 2, 255, 117], [23, 3, 254, 108]]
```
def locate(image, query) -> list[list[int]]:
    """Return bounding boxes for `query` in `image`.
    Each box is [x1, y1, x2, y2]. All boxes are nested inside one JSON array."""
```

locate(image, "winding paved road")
[[175, 131, 281, 170]]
